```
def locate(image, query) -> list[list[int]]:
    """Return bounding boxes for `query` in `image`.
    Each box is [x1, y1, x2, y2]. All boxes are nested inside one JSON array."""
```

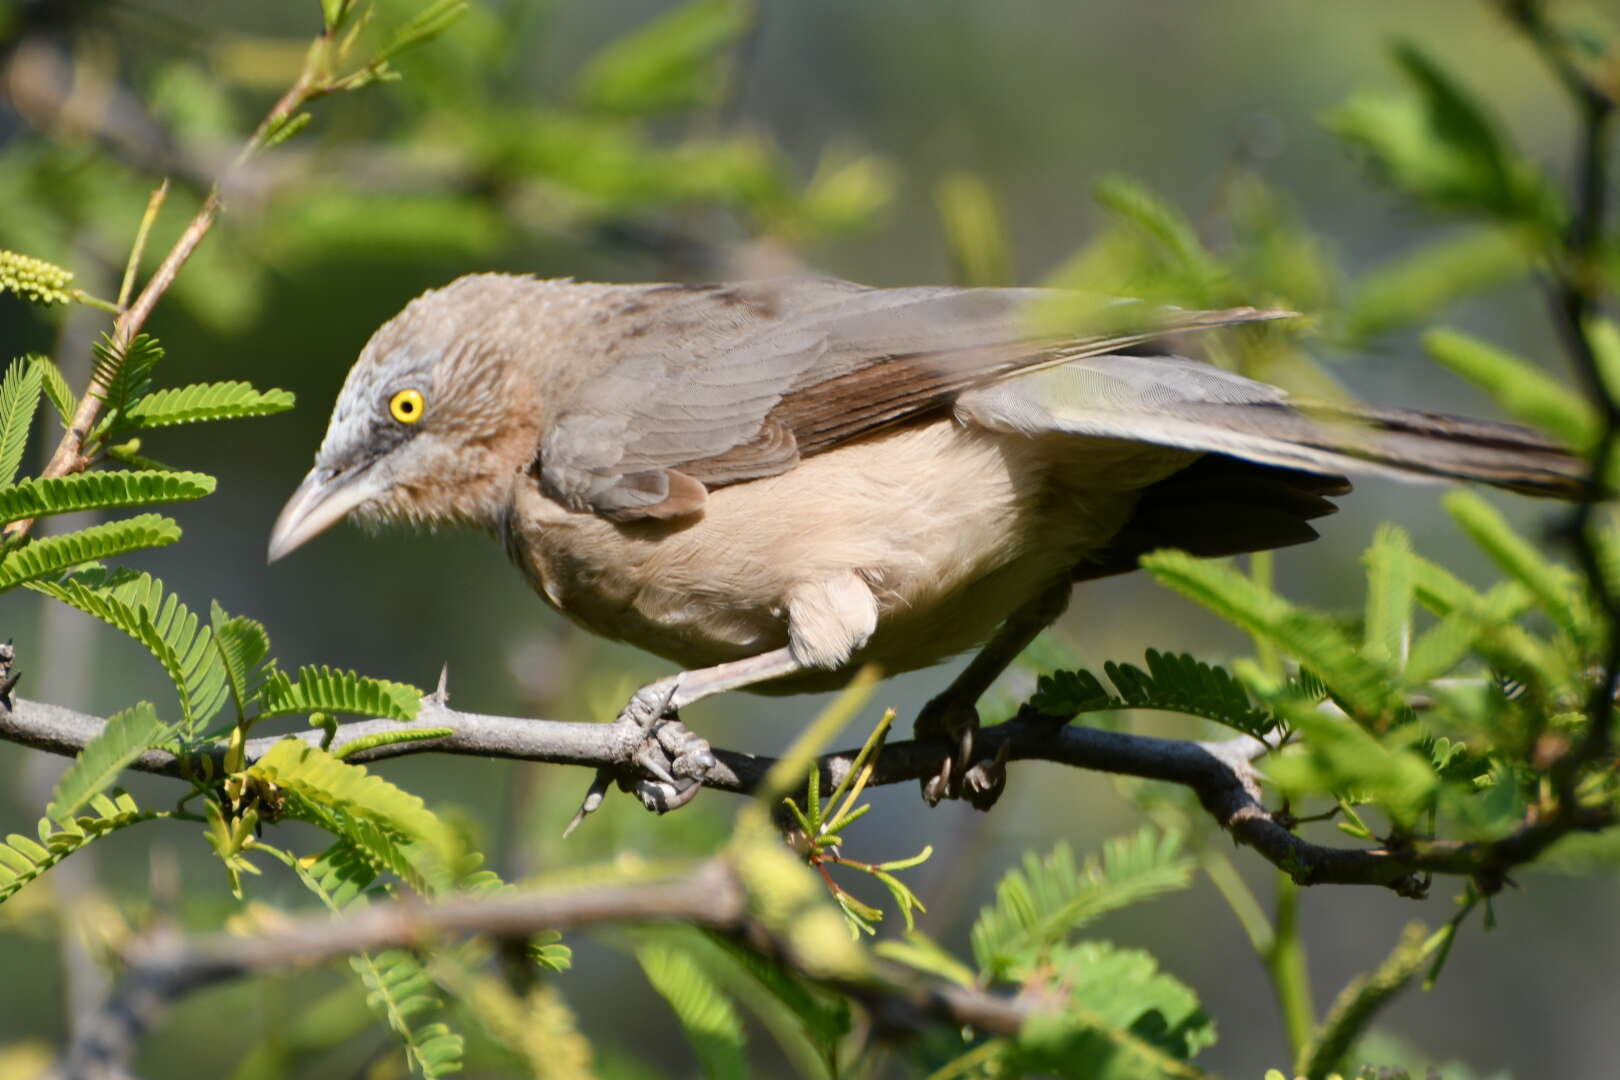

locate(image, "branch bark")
[[5, 691, 1610, 896], [50, 857, 1026, 1080]]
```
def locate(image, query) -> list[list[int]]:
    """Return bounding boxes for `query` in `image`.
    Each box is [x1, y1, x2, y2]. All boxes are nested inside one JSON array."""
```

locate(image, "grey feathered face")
[[268, 277, 542, 561]]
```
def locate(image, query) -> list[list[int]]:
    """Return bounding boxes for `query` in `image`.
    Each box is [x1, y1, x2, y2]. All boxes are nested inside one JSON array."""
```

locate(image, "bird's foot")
[[562, 679, 718, 836], [617, 677, 682, 729], [915, 696, 1007, 811]]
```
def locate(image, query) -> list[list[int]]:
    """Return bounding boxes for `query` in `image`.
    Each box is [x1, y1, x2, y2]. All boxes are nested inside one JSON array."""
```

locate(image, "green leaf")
[[0, 515, 181, 591], [795, 151, 895, 236], [0, 470, 215, 526], [1417, 576, 1571, 700], [1265, 708, 1438, 827], [90, 333, 162, 420], [1143, 550, 1398, 720], [375, 0, 469, 64], [261, 112, 311, 152], [258, 665, 421, 721], [1424, 328, 1595, 447], [0, 356, 43, 485], [350, 951, 463, 1079], [295, 804, 448, 896], [321, 0, 358, 32], [1008, 941, 1215, 1077], [31, 355, 76, 426], [1326, 43, 1561, 226], [1403, 610, 1480, 685], [1031, 650, 1276, 737], [971, 829, 1194, 979], [28, 567, 229, 726], [0, 792, 158, 904], [1405, 550, 1528, 618], [685, 932, 850, 1078], [45, 703, 169, 822], [873, 929, 977, 987], [937, 172, 1012, 287], [575, 0, 750, 115], [300, 855, 471, 1080], [639, 945, 747, 1080], [1591, 318, 1620, 409], [332, 727, 454, 760], [1225, 173, 1337, 314], [249, 739, 462, 885], [1092, 175, 1224, 302], [211, 601, 273, 721], [104, 440, 177, 472], [122, 381, 295, 428], [1443, 489, 1592, 648], [1362, 525, 1414, 670], [301, 840, 382, 909]]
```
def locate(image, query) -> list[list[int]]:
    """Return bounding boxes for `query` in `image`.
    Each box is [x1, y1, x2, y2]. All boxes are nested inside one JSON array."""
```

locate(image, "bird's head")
[[268, 274, 547, 562]]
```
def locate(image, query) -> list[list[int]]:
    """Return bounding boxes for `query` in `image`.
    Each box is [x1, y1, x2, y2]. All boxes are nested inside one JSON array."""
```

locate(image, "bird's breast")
[[500, 419, 1147, 680]]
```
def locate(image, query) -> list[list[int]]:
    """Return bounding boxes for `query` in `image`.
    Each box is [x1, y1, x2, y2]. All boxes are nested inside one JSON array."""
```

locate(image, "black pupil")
[[400, 399, 414, 413]]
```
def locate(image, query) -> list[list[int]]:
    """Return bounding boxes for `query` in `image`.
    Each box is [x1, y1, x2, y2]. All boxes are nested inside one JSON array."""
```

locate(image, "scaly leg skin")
[[916, 581, 1071, 810], [564, 648, 809, 835]]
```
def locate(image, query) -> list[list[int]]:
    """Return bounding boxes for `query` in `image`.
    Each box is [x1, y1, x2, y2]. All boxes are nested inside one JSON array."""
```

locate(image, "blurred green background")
[[1, 1, 1614, 1076]]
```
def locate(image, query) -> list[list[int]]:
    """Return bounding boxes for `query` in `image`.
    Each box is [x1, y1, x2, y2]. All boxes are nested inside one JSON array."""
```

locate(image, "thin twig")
[[2, 36, 345, 546]]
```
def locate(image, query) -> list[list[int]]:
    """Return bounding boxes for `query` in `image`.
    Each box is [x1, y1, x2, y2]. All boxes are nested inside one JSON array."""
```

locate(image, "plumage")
[[269, 272, 1586, 809]]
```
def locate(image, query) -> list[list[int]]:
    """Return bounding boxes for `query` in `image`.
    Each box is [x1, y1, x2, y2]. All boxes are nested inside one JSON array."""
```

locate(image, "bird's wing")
[[538, 277, 1288, 519]]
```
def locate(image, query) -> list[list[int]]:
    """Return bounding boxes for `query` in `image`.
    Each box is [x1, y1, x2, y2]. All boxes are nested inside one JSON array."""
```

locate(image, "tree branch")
[[1502, 0, 1620, 800], [51, 856, 1027, 1080], [5, 689, 1611, 897]]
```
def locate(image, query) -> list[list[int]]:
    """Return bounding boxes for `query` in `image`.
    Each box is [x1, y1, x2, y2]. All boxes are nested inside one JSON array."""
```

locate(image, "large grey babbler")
[[268, 274, 1583, 817]]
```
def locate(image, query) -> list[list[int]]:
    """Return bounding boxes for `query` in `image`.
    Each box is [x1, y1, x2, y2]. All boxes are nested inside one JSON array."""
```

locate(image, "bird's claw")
[[625, 716, 712, 814], [915, 697, 1007, 810], [961, 741, 1010, 811], [564, 681, 715, 834]]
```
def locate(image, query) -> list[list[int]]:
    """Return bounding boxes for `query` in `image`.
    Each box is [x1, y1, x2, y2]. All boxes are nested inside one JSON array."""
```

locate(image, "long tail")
[[957, 352, 1590, 500]]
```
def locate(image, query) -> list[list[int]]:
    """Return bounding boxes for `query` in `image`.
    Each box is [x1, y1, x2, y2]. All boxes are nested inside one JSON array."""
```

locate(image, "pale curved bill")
[[267, 466, 381, 563]]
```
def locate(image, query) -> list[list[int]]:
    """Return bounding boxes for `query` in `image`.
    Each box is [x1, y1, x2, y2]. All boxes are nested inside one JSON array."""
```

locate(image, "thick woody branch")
[[6, 693, 1611, 896], [52, 857, 1025, 1080]]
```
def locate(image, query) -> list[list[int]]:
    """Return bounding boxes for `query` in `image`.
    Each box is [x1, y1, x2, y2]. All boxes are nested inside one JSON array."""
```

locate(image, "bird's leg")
[[916, 581, 1071, 810], [566, 648, 809, 833], [629, 647, 809, 716]]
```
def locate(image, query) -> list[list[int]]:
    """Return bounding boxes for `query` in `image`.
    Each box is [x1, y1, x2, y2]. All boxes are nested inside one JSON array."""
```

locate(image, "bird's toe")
[[627, 716, 716, 813]]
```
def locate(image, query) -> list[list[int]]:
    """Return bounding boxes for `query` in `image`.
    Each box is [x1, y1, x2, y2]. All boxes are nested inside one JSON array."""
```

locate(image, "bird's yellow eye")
[[389, 388, 425, 424]]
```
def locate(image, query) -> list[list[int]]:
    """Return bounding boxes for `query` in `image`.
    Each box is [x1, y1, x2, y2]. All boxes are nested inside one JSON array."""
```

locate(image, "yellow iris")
[[389, 388, 425, 424]]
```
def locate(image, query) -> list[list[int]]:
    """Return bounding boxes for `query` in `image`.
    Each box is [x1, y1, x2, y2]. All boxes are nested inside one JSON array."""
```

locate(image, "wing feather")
[[538, 277, 1288, 518]]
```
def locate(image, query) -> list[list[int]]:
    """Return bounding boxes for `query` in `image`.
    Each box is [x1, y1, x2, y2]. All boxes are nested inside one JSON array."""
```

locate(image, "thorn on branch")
[[0, 640, 16, 708]]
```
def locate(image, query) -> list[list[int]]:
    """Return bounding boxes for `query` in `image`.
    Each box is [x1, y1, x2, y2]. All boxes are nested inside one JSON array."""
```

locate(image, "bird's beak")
[[268, 464, 381, 563]]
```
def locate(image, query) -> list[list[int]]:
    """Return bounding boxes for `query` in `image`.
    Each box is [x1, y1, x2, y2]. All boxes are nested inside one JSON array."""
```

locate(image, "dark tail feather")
[[1278, 401, 1592, 501], [1075, 457, 1349, 582]]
